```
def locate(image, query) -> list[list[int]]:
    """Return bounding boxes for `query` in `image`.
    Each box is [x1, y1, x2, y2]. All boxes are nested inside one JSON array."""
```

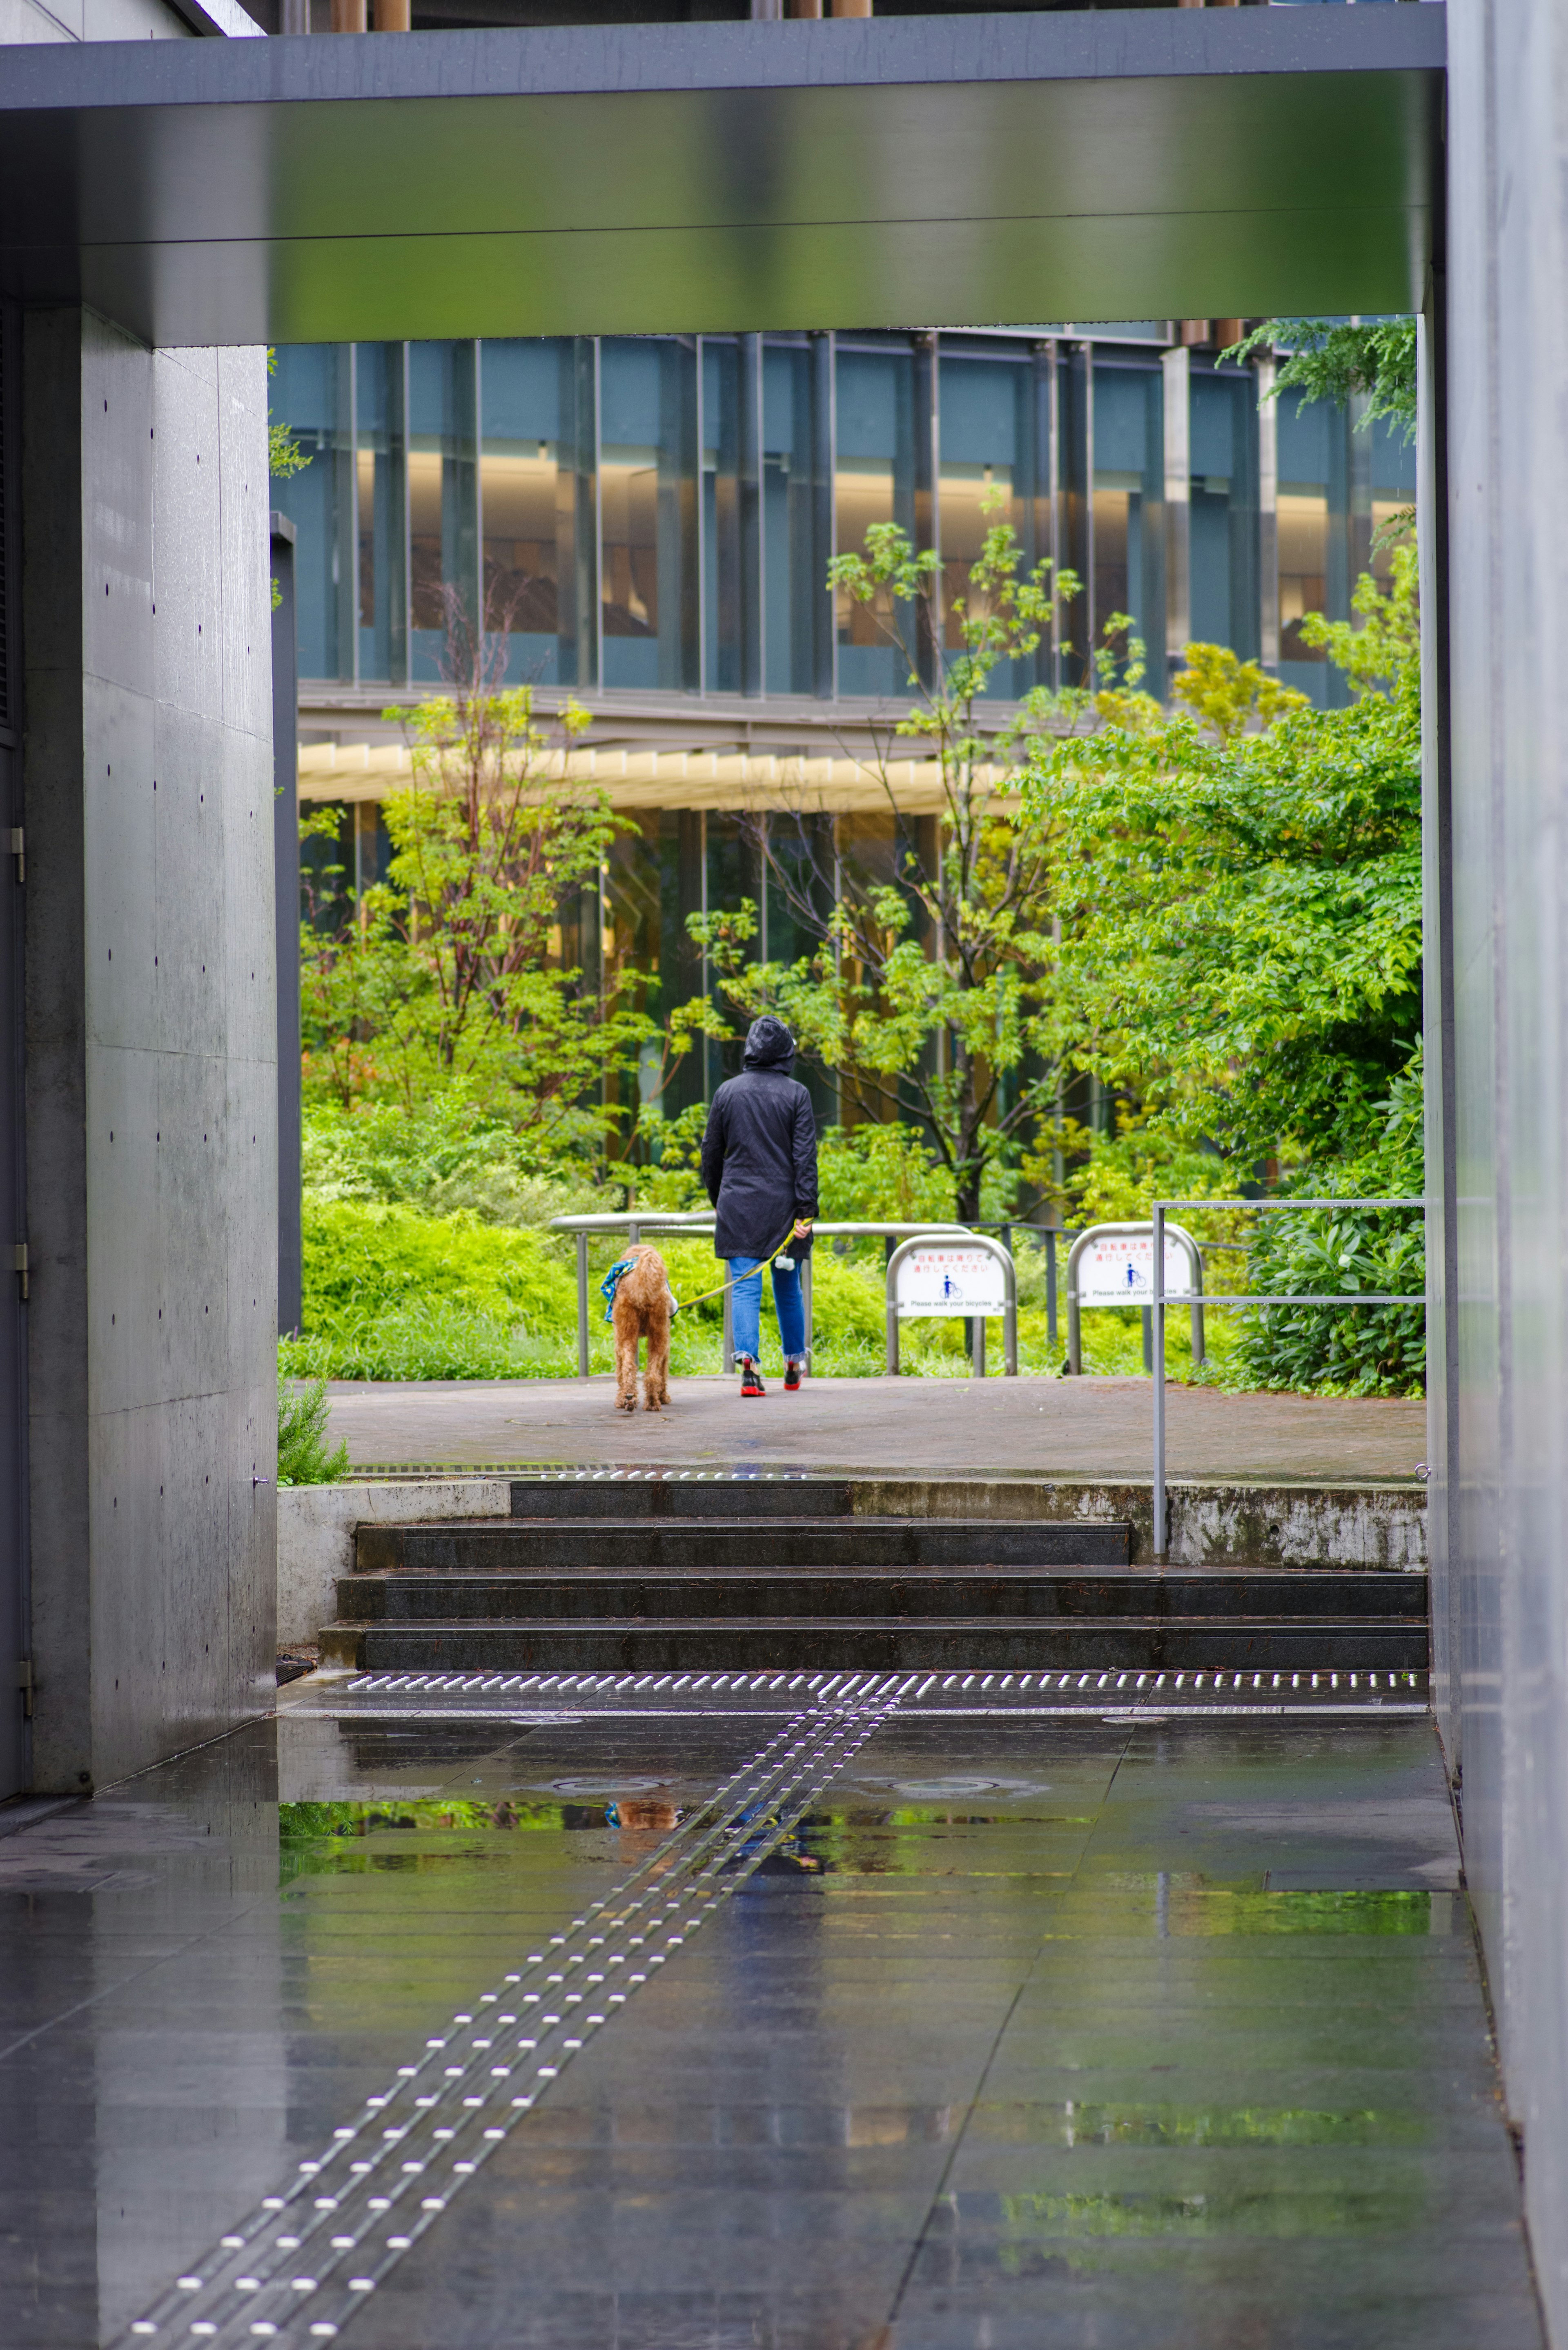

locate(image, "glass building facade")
[[276, 326, 1417, 718], [285, 325, 1415, 1129]]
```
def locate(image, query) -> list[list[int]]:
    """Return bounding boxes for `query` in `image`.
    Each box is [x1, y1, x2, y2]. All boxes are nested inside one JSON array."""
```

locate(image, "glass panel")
[[479, 339, 576, 687], [938, 354, 1036, 700], [1091, 363, 1163, 680], [270, 345, 352, 682], [408, 341, 479, 684], [1276, 386, 1349, 707], [835, 346, 915, 699], [355, 345, 405, 686], [702, 341, 743, 696], [704, 812, 762, 1088], [1189, 371, 1259, 661], [763, 342, 819, 698], [600, 339, 698, 694]]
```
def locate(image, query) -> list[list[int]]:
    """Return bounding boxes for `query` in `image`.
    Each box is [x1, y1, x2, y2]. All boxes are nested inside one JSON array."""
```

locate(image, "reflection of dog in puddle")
[[609, 1244, 674, 1414], [606, 1797, 679, 1833]]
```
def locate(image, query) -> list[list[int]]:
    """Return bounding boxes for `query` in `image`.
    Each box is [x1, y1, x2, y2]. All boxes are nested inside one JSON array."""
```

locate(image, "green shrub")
[[277, 1370, 349, 1485], [303, 1196, 576, 1331]]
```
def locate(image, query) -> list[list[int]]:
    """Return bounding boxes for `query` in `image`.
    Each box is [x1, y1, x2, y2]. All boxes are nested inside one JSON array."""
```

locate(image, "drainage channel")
[[114, 1673, 910, 2349], [292, 1664, 1430, 1721]]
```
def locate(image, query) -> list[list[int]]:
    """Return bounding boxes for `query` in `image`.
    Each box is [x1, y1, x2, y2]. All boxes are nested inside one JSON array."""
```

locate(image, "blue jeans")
[[731, 1255, 805, 1363]]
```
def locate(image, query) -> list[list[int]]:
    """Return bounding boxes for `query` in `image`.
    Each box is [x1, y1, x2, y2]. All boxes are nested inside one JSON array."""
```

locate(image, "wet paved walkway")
[[325, 1374, 1428, 1483], [1, 1686, 1535, 2348]]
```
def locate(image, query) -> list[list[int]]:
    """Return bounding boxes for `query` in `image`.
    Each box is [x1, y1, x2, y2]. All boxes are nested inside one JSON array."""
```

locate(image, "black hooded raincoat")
[[700, 1017, 820, 1260]]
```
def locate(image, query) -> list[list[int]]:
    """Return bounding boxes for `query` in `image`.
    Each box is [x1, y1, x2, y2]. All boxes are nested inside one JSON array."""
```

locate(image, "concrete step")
[[336, 1567, 1428, 1626], [507, 1476, 855, 1519], [354, 1516, 1135, 1575], [319, 1614, 1429, 1674]]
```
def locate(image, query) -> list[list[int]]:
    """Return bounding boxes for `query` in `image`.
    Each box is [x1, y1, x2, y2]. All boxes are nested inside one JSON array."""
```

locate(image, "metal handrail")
[[1151, 1195, 1427, 1556], [548, 1214, 971, 1379]]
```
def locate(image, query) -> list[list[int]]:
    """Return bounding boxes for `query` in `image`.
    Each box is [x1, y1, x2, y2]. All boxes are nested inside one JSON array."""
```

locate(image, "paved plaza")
[[324, 1373, 1428, 1484], [0, 1688, 1534, 2350]]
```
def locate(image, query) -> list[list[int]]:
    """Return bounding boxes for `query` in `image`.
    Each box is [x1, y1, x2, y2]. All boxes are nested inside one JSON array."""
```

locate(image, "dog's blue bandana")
[[600, 1257, 637, 1322]]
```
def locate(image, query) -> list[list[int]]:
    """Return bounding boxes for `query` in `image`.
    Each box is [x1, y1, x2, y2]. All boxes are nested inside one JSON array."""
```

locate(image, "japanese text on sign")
[[894, 1245, 1007, 1318], [1075, 1232, 1194, 1307]]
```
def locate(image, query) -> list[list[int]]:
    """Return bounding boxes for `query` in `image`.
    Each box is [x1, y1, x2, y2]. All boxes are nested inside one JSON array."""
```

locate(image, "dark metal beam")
[[0, 8, 1443, 346]]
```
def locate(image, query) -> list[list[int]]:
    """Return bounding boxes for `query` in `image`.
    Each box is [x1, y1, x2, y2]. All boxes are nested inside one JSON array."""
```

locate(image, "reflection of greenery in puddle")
[[279, 1799, 568, 1880], [1174, 1889, 1434, 1936], [979, 2102, 1428, 2149], [994, 2181, 1424, 2245]]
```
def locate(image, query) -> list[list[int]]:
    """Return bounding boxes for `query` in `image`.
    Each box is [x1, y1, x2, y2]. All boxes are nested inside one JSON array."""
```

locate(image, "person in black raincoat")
[[700, 1015, 818, 1394]]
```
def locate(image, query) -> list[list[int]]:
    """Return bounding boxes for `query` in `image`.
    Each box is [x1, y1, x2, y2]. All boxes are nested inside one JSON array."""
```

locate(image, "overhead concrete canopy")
[[0, 6, 1443, 347]]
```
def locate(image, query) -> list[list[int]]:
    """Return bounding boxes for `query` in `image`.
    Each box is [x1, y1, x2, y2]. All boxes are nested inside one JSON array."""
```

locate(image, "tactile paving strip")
[[294, 1664, 1430, 1720], [114, 1677, 908, 2348]]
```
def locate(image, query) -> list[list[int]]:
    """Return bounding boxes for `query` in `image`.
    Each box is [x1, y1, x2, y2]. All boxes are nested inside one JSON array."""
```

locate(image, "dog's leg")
[[614, 1313, 637, 1413], [645, 1311, 669, 1409]]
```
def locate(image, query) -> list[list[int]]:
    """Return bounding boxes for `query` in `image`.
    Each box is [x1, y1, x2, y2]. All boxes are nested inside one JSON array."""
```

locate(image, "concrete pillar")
[[21, 308, 276, 1793], [271, 515, 301, 1339], [1444, 4, 1568, 2339]]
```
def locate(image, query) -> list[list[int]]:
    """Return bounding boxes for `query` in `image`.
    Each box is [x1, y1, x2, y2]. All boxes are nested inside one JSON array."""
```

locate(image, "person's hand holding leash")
[[793, 1217, 813, 1240]]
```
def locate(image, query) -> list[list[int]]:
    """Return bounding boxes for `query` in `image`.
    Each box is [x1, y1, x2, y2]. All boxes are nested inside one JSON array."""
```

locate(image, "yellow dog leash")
[[669, 1222, 808, 1317]]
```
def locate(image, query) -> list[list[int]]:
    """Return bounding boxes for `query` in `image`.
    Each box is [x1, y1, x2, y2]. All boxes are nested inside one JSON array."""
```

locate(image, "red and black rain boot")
[[784, 1356, 805, 1391], [740, 1356, 766, 1398]]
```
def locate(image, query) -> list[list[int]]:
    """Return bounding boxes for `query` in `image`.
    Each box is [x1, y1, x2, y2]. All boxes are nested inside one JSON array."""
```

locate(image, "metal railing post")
[[575, 1232, 590, 1379], [974, 1313, 986, 1380], [802, 1251, 813, 1364], [722, 1279, 734, 1374], [1152, 1201, 1167, 1558], [1046, 1229, 1058, 1351]]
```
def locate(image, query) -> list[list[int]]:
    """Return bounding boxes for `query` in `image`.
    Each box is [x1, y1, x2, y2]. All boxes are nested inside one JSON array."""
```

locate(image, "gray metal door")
[[0, 302, 28, 1797]]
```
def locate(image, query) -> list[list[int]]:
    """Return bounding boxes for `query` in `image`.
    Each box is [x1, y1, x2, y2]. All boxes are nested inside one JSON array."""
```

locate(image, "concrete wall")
[[1439, 4, 1568, 2340], [23, 310, 276, 1793]]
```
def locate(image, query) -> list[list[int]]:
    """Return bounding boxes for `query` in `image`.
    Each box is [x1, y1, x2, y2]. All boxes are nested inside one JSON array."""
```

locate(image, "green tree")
[[1022, 622, 1421, 1180], [694, 495, 1080, 1222], [1222, 318, 1417, 439], [300, 607, 652, 1151]]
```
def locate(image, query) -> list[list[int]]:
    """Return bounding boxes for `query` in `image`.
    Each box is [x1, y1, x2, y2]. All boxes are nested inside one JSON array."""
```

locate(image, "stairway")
[[319, 1476, 1430, 1677]]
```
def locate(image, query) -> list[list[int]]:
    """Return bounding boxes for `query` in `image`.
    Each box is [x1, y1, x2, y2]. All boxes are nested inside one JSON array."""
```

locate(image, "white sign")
[[1076, 1232, 1194, 1308], [895, 1244, 1007, 1318]]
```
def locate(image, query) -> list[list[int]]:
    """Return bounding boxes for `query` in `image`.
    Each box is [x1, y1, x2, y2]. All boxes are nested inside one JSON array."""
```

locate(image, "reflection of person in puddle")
[[606, 1798, 679, 1834]]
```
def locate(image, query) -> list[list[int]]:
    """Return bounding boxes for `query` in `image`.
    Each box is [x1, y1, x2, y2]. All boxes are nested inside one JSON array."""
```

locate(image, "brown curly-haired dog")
[[612, 1244, 673, 1414]]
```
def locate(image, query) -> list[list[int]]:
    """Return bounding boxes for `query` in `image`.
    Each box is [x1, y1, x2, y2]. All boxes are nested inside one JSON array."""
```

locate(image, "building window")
[[271, 344, 352, 682], [835, 343, 916, 700], [356, 345, 405, 686], [409, 341, 479, 682], [1189, 368, 1259, 662], [1370, 412, 1417, 584], [479, 339, 579, 688], [763, 340, 820, 698], [1276, 384, 1349, 707], [600, 338, 698, 694], [939, 350, 1038, 700], [701, 339, 744, 696], [1092, 361, 1164, 680]]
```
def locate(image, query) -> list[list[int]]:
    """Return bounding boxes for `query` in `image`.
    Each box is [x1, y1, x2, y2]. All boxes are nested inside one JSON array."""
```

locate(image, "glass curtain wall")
[[409, 341, 479, 682], [600, 337, 699, 693], [1091, 361, 1163, 679], [1371, 414, 1417, 584], [272, 345, 354, 682], [835, 342, 917, 699], [283, 330, 1381, 718], [938, 347, 1039, 699], [1189, 366, 1260, 662]]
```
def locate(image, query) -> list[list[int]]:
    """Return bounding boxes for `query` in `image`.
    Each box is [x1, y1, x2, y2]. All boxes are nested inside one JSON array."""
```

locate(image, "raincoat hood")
[[742, 1015, 796, 1072]]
